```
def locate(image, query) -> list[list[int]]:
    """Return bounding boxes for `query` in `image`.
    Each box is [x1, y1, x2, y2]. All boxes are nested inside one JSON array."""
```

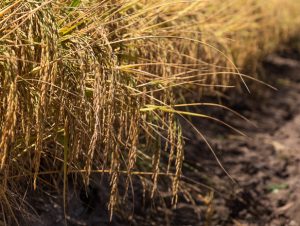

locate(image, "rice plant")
[[0, 0, 300, 224]]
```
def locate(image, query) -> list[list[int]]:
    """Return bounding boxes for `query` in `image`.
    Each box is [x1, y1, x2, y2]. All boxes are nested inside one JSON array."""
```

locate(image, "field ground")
[[180, 53, 300, 226], [27, 51, 300, 226]]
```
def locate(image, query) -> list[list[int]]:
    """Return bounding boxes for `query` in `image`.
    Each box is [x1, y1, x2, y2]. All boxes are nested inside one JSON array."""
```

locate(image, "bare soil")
[[180, 55, 300, 226]]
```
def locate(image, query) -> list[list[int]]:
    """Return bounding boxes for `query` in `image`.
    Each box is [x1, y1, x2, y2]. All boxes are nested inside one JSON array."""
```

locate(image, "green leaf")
[[267, 183, 289, 193], [70, 0, 81, 8]]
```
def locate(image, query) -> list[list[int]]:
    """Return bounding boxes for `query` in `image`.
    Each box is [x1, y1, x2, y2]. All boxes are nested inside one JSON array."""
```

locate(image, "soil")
[[27, 53, 300, 226], [179, 54, 300, 226], [180, 56, 300, 226]]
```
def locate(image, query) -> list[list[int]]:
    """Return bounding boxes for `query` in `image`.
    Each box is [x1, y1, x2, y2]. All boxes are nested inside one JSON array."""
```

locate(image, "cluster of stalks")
[[0, 0, 300, 224]]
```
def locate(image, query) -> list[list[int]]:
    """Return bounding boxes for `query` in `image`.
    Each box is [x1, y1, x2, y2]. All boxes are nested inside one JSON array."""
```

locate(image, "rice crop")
[[0, 0, 300, 224]]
